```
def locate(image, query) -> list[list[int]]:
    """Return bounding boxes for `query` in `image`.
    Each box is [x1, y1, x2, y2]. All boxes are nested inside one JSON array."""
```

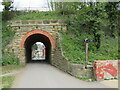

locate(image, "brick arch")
[[20, 30, 56, 49]]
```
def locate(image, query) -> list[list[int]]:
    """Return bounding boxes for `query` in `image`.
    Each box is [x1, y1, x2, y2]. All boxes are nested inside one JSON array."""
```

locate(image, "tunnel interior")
[[24, 34, 52, 63]]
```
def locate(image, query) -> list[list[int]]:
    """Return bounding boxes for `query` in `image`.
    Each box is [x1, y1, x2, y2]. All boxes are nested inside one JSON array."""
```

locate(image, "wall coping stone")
[[8, 20, 67, 27]]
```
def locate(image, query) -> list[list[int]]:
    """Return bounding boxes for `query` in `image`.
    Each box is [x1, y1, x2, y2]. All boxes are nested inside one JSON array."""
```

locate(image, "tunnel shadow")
[[24, 34, 52, 64]]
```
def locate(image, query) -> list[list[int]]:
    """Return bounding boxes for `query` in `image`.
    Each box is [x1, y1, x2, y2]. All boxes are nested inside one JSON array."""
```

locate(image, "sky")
[[0, 0, 4, 11], [36, 42, 44, 45], [0, 0, 50, 11], [0, 0, 119, 11]]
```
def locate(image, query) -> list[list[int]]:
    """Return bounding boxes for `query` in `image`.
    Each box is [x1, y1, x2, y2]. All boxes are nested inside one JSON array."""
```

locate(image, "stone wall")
[[51, 33, 93, 78], [8, 20, 67, 27]]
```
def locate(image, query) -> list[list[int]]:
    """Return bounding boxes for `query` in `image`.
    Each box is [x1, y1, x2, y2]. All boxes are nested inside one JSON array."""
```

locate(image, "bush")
[[2, 11, 16, 21], [2, 21, 15, 51], [60, 31, 94, 64], [60, 30, 118, 64], [1, 53, 19, 66], [2, 21, 18, 66]]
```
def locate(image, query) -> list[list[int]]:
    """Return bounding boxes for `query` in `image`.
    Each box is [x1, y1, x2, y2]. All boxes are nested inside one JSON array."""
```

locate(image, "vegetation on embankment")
[[60, 30, 118, 64], [59, 2, 119, 64], [12, 11, 66, 20], [1, 2, 119, 65], [1, 21, 19, 66], [0, 2, 119, 87], [1, 2, 20, 66]]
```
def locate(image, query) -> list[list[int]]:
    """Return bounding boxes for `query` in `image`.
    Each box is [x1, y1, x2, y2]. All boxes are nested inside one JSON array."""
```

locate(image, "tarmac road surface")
[[12, 62, 110, 88]]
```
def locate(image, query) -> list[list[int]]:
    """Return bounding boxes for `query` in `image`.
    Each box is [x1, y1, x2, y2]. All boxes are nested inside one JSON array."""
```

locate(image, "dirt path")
[[12, 62, 110, 88]]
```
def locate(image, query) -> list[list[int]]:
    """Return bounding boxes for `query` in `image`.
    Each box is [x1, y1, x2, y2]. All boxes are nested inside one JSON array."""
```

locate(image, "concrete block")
[[94, 60, 119, 80]]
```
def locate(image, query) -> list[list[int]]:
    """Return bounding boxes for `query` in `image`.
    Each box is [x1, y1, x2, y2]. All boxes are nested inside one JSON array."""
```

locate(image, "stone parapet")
[[8, 20, 67, 27]]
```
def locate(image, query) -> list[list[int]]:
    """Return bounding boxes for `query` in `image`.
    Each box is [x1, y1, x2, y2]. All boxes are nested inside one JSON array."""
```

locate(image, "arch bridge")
[[6, 20, 93, 78], [6, 20, 66, 65]]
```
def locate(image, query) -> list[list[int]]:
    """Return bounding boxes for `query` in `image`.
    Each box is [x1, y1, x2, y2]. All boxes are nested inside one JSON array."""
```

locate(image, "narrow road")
[[12, 62, 109, 88]]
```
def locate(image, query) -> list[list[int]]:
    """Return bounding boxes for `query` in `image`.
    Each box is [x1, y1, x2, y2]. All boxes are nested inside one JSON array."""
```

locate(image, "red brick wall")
[[93, 60, 119, 80], [20, 30, 56, 49]]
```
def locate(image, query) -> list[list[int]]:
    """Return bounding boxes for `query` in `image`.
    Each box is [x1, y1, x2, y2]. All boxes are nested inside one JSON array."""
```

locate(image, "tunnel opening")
[[32, 42, 46, 61], [24, 34, 52, 63]]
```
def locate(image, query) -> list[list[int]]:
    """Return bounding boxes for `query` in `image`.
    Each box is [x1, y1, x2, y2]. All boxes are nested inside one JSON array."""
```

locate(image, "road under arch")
[[20, 30, 55, 63]]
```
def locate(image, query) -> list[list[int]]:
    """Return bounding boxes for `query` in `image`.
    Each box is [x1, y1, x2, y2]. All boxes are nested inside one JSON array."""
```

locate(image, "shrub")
[[60, 30, 118, 64], [1, 53, 19, 66]]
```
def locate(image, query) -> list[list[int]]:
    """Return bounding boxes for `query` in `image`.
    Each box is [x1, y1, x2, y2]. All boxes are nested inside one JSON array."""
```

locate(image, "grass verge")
[[1, 76, 14, 88], [0, 65, 25, 88], [1, 65, 25, 75], [76, 77, 96, 82]]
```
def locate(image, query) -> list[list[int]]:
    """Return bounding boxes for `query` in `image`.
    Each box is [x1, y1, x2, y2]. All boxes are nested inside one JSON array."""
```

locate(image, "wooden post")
[[85, 38, 88, 68]]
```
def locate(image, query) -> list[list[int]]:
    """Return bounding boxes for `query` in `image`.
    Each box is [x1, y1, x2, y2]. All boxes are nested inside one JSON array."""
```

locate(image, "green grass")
[[76, 77, 96, 82], [12, 11, 66, 20], [1, 65, 25, 74], [104, 77, 118, 80], [60, 31, 93, 64], [1, 76, 15, 88], [0, 65, 25, 88], [60, 30, 118, 64], [1, 53, 20, 66]]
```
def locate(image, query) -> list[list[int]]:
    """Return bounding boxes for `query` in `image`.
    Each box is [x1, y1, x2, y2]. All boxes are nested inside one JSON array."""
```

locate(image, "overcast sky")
[[0, 0, 50, 11]]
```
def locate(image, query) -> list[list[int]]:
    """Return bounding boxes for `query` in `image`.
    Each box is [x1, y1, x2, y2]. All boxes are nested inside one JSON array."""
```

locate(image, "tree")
[[105, 2, 119, 37], [2, 1, 13, 11], [2, 1, 14, 20]]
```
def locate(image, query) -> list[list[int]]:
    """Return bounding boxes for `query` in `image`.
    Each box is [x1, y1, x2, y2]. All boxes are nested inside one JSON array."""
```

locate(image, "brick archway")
[[20, 30, 56, 49]]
